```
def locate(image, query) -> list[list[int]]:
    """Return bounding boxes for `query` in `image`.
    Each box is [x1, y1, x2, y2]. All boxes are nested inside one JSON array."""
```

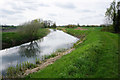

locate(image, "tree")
[[77, 23, 80, 27], [116, 1, 120, 32], [52, 23, 57, 28], [105, 0, 120, 33], [42, 20, 53, 28]]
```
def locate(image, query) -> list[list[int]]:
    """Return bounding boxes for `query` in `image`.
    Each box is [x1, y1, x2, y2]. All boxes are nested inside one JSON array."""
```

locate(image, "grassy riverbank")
[[2, 28, 50, 49], [5, 48, 67, 78], [25, 27, 119, 78]]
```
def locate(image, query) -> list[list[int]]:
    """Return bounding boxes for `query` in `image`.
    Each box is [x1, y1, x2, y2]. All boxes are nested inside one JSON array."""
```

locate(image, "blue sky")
[[0, 0, 114, 25]]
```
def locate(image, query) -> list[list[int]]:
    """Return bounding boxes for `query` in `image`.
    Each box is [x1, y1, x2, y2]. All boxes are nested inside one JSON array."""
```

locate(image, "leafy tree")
[[105, 0, 120, 33], [52, 23, 57, 28]]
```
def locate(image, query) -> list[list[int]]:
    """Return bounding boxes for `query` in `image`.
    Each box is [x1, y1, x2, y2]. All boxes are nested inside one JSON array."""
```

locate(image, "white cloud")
[[0, 0, 114, 25], [55, 2, 76, 9]]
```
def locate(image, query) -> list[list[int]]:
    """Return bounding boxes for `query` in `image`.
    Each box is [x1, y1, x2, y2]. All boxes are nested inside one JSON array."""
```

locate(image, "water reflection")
[[19, 41, 41, 58], [53, 29, 56, 31]]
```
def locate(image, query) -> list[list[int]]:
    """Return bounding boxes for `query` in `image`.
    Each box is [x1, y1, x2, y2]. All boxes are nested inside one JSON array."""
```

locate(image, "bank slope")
[[25, 28, 119, 78], [2, 28, 50, 49]]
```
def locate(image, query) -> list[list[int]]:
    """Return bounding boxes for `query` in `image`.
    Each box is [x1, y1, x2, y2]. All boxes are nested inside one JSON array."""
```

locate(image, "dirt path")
[[2, 28, 17, 32], [75, 27, 88, 30], [24, 48, 75, 76]]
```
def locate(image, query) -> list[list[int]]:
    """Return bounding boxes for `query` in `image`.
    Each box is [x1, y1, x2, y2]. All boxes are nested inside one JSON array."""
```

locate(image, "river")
[[0, 29, 79, 76]]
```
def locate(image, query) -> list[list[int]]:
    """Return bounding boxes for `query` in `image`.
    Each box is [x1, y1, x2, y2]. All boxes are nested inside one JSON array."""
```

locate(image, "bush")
[[17, 20, 43, 42], [101, 25, 115, 32]]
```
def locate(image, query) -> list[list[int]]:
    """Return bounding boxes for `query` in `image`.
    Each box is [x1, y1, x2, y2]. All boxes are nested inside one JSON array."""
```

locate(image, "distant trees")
[[51, 23, 57, 28], [43, 20, 51, 28], [2, 25, 17, 30], [60, 24, 102, 28], [105, 0, 120, 33], [77, 23, 80, 27], [65, 25, 77, 28]]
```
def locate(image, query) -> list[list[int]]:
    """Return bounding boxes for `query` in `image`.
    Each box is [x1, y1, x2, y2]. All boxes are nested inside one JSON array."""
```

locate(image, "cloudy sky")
[[0, 0, 114, 26]]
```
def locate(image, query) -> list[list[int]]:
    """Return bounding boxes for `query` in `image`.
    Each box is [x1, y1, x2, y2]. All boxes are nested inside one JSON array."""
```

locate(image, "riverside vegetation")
[[2, 19, 51, 49], [2, 29, 49, 49], [25, 27, 119, 78], [5, 48, 67, 78]]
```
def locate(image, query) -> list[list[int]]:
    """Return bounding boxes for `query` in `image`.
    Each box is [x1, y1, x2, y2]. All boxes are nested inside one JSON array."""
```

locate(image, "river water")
[[0, 29, 79, 76]]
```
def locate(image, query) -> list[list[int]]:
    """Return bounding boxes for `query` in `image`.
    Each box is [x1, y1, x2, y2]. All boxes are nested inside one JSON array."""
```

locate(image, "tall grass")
[[6, 62, 37, 78]]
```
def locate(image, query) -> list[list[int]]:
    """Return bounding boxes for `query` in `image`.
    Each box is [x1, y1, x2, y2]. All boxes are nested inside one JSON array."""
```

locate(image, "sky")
[[0, 0, 115, 26]]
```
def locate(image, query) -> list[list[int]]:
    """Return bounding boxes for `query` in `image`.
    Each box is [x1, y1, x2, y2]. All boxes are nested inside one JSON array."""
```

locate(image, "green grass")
[[25, 27, 119, 78], [2, 28, 50, 49]]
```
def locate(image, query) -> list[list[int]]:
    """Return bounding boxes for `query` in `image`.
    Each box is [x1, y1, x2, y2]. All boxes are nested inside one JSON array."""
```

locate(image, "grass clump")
[[44, 48, 67, 59], [6, 62, 37, 78], [35, 58, 42, 65], [44, 54, 57, 59]]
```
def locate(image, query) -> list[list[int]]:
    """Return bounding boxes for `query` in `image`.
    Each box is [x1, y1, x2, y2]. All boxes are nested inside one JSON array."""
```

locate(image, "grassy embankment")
[[25, 27, 119, 78], [2, 28, 50, 49]]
